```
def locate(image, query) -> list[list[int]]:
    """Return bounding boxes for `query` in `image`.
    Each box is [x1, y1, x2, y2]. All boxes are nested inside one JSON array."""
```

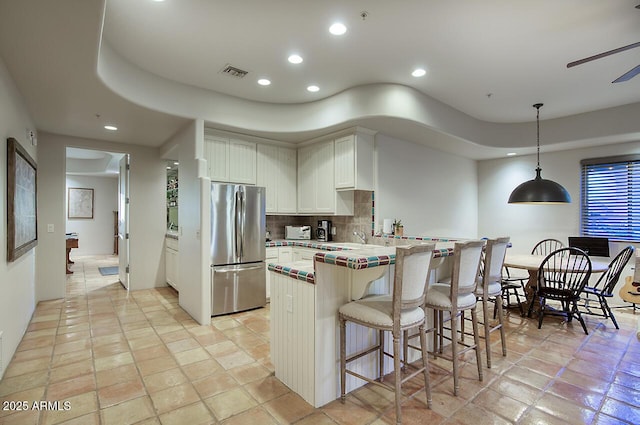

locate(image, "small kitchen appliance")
[[317, 220, 332, 242], [285, 225, 311, 240]]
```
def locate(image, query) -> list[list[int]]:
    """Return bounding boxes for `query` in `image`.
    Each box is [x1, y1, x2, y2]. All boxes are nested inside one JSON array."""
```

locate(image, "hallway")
[[0, 255, 639, 424]]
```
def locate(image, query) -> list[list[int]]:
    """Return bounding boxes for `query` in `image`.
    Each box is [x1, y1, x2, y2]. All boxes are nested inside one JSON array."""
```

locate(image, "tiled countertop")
[[268, 240, 456, 284]]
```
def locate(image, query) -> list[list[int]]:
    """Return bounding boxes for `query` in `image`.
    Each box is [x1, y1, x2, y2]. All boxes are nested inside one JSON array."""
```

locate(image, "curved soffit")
[[96, 41, 640, 155]]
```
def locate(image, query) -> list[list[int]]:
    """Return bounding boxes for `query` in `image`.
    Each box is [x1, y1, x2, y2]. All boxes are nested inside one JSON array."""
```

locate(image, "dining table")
[[503, 252, 610, 314]]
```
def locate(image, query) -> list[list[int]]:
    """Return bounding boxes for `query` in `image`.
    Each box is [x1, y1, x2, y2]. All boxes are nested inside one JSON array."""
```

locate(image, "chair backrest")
[[393, 243, 436, 311], [595, 245, 635, 295], [449, 240, 485, 302], [480, 237, 510, 297], [538, 247, 592, 298], [532, 238, 564, 256]]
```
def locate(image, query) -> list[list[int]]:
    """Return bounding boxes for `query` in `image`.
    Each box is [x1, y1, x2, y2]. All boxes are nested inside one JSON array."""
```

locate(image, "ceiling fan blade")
[[612, 64, 640, 83], [567, 41, 640, 68]]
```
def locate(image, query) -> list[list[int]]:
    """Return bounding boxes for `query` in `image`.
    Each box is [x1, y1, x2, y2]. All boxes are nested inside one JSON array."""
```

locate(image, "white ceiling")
[[1, 0, 639, 160]]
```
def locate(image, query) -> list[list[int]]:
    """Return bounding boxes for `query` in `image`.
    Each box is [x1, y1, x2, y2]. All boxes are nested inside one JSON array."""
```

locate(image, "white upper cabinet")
[[229, 139, 256, 184], [277, 147, 297, 213], [257, 144, 297, 213], [204, 134, 229, 182], [297, 140, 353, 215], [204, 132, 256, 184], [334, 131, 375, 190]]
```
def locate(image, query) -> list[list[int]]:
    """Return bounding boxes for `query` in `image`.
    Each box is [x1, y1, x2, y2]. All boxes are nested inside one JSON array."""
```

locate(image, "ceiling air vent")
[[220, 64, 248, 78]]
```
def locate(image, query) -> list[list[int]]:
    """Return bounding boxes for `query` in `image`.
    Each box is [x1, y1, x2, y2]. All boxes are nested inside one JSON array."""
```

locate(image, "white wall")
[[0, 57, 37, 379], [65, 175, 118, 256], [37, 132, 168, 302], [478, 140, 640, 253], [478, 140, 640, 305], [374, 133, 478, 238]]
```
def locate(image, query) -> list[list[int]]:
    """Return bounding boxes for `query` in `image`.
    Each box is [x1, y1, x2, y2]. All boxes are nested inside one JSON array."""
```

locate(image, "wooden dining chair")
[[581, 245, 634, 329], [535, 247, 592, 334], [532, 238, 565, 256], [339, 243, 435, 424]]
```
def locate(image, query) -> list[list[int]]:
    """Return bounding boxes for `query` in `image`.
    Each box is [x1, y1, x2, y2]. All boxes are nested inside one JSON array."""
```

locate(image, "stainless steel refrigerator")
[[210, 183, 266, 316]]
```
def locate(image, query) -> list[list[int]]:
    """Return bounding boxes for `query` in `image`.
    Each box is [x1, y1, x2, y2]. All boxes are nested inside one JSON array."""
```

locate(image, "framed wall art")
[[7, 137, 38, 262], [68, 187, 94, 219]]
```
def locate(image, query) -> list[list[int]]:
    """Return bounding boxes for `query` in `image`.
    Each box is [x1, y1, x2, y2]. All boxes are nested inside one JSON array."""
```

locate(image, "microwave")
[[285, 225, 311, 240]]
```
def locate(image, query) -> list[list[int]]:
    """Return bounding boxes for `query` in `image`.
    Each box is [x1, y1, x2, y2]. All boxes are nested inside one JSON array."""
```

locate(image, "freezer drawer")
[[212, 262, 266, 316]]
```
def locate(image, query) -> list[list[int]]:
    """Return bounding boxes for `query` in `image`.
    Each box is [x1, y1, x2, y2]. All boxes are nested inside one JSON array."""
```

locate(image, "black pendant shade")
[[508, 103, 571, 204], [508, 167, 572, 204]]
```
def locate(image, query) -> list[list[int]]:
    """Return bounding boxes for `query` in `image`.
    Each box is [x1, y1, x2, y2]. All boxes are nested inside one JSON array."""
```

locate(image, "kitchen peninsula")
[[268, 239, 456, 407]]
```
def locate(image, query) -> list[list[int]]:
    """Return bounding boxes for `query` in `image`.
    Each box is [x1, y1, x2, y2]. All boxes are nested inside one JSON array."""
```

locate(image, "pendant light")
[[508, 103, 571, 204]]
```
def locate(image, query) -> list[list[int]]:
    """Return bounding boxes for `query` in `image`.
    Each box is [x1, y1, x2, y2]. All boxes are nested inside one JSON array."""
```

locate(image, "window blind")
[[581, 155, 640, 242]]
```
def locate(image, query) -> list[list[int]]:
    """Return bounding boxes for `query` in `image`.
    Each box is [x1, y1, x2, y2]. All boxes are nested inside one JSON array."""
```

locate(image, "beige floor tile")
[[220, 406, 280, 425], [3, 255, 640, 425], [205, 387, 258, 421], [264, 392, 316, 424], [157, 401, 216, 425], [143, 368, 188, 394], [97, 377, 147, 408], [99, 396, 155, 425], [149, 382, 200, 414], [40, 391, 98, 425]]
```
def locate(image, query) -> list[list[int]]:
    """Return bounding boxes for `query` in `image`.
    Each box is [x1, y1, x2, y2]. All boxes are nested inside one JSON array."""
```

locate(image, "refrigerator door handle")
[[240, 191, 245, 258], [235, 190, 242, 259], [213, 264, 264, 273]]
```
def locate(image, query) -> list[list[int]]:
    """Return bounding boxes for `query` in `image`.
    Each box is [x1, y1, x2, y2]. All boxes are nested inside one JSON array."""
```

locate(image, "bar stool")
[[475, 237, 510, 368], [423, 240, 484, 396], [339, 243, 435, 425]]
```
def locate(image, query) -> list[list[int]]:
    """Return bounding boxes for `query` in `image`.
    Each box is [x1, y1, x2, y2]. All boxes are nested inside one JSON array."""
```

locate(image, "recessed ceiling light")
[[307, 85, 320, 92], [104, 125, 118, 131], [152, 0, 165, 2], [288, 54, 303, 64], [507, 152, 517, 156], [173, 162, 179, 165], [166, 166, 171, 169], [257, 78, 271, 86], [329, 23, 347, 35], [411, 68, 427, 77]]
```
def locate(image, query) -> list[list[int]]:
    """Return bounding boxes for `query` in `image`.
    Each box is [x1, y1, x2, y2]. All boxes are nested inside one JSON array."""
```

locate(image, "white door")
[[118, 154, 130, 290]]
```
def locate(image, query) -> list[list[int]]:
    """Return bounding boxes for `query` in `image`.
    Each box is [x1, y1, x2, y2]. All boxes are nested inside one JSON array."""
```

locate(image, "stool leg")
[[450, 312, 460, 395], [393, 332, 402, 425], [482, 297, 492, 368], [419, 323, 432, 408], [471, 307, 483, 382], [379, 330, 385, 382], [340, 316, 347, 402], [496, 296, 507, 357]]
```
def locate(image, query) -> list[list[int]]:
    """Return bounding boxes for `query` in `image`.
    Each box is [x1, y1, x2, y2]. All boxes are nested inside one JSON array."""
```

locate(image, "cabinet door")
[[334, 135, 355, 189], [204, 135, 230, 182], [277, 147, 297, 213], [314, 141, 335, 213], [166, 248, 178, 289], [257, 144, 278, 212], [279, 247, 293, 262], [297, 145, 315, 213], [229, 139, 257, 184]]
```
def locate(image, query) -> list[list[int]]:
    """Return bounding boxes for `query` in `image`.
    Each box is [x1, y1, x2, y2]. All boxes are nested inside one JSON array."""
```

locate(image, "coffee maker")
[[317, 220, 332, 242]]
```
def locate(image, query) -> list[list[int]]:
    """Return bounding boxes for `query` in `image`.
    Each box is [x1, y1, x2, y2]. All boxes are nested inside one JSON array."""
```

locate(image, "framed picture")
[[68, 187, 94, 219], [7, 137, 38, 262]]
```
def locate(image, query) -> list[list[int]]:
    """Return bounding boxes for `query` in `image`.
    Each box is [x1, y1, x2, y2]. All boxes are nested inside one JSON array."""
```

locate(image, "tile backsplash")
[[266, 190, 373, 242]]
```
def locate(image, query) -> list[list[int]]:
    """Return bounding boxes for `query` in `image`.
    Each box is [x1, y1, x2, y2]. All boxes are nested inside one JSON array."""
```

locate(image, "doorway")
[[65, 147, 129, 290]]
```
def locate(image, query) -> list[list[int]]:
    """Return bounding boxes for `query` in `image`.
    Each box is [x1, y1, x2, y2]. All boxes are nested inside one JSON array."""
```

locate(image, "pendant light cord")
[[534, 103, 543, 170]]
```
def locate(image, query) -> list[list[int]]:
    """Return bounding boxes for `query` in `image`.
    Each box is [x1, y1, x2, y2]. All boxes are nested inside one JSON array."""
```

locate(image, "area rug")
[[98, 266, 119, 276]]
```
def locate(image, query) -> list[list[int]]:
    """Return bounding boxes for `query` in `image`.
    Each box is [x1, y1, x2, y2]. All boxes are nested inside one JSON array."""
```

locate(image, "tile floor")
[[1, 255, 639, 424]]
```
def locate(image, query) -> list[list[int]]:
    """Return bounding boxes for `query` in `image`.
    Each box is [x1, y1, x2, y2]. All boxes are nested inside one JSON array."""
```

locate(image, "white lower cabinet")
[[265, 247, 294, 300], [292, 247, 316, 262], [165, 237, 179, 290]]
